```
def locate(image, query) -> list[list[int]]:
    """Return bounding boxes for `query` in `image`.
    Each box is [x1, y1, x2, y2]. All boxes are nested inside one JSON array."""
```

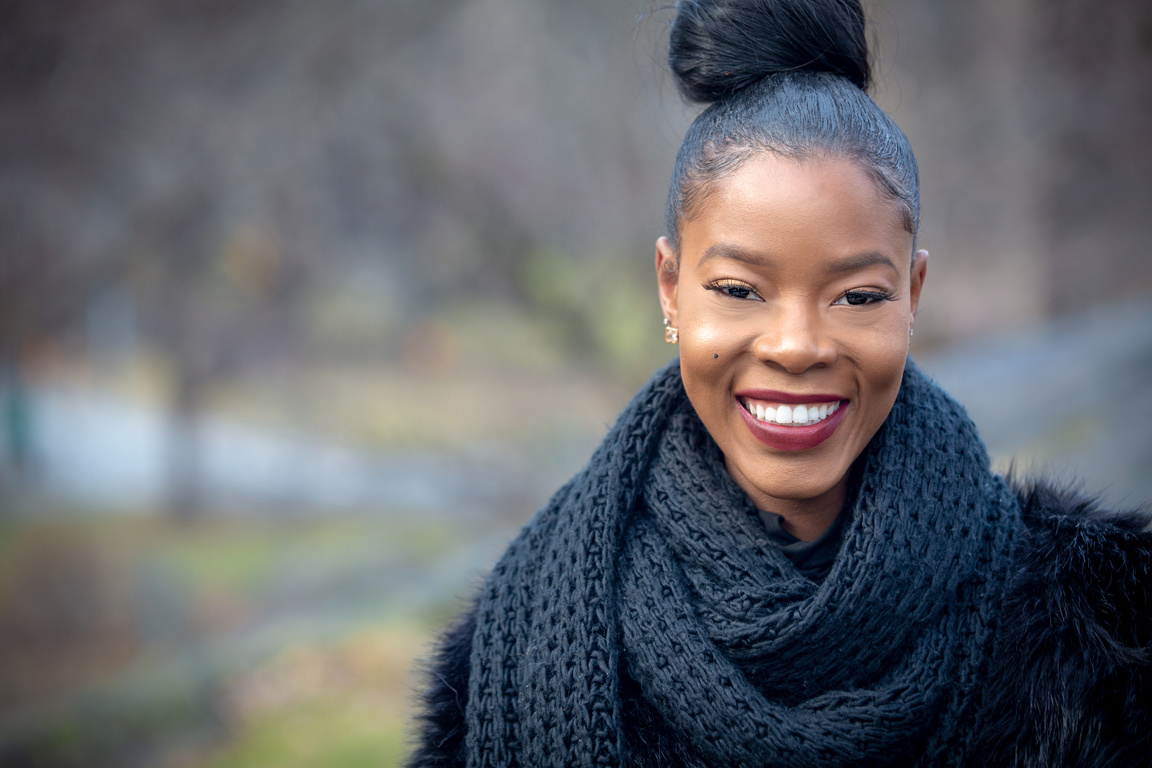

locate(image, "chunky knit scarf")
[[465, 360, 1021, 767]]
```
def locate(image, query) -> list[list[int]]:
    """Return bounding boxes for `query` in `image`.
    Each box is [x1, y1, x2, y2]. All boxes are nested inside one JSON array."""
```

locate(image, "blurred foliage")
[[520, 249, 664, 381], [203, 624, 429, 768], [0, 512, 492, 768]]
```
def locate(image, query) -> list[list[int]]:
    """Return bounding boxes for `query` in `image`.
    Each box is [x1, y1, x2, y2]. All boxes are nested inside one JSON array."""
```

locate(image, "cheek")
[[867, 323, 909, 366], [677, 313, 748, 417], [683, 320, 728, 355], [855, 320, 911, 414], [680, 292, 756, 351], [680, 314, 747, 377]]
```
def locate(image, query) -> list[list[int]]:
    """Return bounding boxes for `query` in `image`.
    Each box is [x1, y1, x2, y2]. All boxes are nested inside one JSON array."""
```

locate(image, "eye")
[[833, 289, 894, 306], [704, 278, 763, 302]]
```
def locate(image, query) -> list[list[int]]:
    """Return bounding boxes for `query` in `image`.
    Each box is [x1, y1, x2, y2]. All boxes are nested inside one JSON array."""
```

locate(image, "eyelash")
[[703, 280, 896, 306], [833, 289, 896, 306], [703, 278, 761, 301]]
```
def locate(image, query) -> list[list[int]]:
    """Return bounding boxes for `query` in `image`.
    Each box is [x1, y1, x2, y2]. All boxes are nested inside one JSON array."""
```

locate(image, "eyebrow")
[[698, 243, 899, 275]]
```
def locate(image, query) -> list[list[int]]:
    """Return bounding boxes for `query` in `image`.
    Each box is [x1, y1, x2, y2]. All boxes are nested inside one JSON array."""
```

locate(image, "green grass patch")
[[202, 697, 407, 768], [0, 510, 481, 768], [201, 621, 431, 768]]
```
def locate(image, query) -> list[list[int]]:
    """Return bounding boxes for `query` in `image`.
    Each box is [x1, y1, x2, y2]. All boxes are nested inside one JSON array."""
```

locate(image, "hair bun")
[[668, 0, 871, 104]]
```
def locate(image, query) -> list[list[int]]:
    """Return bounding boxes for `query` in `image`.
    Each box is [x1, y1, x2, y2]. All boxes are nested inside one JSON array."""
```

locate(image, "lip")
[[734, 389, 844, 405], [736, 396, 849, 452]]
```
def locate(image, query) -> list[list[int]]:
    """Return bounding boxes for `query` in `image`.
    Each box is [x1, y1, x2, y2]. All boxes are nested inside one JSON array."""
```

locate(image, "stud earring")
[[663, 318, 678, 344]]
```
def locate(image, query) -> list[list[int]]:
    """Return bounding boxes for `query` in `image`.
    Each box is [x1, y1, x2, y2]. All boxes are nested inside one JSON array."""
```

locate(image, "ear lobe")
[[909, 249, 929, 320], [655, 236, 681, 327]]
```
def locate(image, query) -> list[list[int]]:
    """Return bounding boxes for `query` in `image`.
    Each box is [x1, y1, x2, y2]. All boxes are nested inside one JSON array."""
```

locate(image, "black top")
[[758, 506, 848, 582]]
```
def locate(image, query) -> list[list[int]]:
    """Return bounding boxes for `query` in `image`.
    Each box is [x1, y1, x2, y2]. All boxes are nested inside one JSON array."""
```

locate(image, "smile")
[[733, 392, 850, 452], [740, 397, 842, 427]]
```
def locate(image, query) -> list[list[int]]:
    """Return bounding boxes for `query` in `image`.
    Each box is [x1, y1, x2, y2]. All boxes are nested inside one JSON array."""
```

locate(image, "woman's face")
[[657, 153, 927, 529]]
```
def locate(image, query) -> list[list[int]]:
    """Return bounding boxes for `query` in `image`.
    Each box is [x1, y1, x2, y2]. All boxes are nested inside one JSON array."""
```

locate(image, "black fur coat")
[[407, 483, 1152, 767]]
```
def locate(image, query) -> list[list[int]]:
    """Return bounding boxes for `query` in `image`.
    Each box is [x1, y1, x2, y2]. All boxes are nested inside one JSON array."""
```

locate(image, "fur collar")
[[966, 482, 1152, 767]]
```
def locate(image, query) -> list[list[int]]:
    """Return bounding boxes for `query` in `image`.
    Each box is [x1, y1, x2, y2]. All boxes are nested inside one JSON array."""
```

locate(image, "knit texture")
[[463, 360, 1021, 767]]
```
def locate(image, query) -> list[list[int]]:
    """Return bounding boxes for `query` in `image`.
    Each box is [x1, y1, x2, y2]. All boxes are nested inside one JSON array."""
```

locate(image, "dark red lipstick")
[[735, 393, 849, 452], [735, 389, 843, 405]]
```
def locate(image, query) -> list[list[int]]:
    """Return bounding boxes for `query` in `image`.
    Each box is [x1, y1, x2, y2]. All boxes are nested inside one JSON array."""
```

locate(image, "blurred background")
[[1, 0, 1149, 765]]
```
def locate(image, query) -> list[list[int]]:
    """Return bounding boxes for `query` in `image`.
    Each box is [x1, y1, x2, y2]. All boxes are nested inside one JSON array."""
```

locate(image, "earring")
[[909, 326, 915, 338], [663, 318, 678, 344]]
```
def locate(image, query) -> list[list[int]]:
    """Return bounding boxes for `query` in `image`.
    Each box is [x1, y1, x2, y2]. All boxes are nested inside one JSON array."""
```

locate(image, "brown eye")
[[835, 290, 892, 306], [704, 280, 762, 301]]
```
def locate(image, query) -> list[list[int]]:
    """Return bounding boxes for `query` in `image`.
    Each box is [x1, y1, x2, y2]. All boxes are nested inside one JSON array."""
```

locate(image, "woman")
[[408, 1, 1151, 765]]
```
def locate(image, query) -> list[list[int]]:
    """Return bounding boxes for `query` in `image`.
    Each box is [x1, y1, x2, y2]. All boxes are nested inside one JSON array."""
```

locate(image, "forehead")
[[681, 153, 912, 263]]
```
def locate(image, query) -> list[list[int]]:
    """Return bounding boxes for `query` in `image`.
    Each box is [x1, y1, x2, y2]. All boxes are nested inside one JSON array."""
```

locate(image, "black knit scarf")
[[464, 360, 1021, 767]]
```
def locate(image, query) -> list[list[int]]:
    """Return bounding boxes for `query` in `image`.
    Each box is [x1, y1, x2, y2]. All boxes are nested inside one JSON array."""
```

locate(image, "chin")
[[762, 472, 842, 502], [726, 449, 849, 505]]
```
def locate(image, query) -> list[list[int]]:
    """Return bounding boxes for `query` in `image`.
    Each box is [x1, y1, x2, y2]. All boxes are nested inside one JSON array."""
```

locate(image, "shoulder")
[[405, 605, 476, 768], [405, 600, 698, 768], [1016, 478, 1152, 545], [1012, 480, 1151, 625], [969, 480, 1152, 767], [1010, 480, 1151, 663]]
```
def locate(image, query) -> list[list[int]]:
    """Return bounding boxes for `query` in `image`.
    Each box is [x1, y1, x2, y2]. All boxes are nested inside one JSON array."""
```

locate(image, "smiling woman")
[[407, 1, 1152, 766], [658, 154, 926, 540]]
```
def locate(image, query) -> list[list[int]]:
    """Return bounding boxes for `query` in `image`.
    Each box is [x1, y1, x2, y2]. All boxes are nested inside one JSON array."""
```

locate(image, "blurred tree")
[[871, 0, 1152, 339], [2, 0, 1149, 511], [0, 0, 110, 496], [1035, 0, 1152, 311]]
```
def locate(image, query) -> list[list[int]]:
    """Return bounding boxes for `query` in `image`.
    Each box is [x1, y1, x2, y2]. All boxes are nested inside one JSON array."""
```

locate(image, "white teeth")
[[745, 398, 841, 426]]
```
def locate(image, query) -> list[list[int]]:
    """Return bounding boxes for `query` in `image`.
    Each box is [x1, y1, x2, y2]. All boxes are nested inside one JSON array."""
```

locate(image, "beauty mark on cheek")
[[714, 353, 719, 359]]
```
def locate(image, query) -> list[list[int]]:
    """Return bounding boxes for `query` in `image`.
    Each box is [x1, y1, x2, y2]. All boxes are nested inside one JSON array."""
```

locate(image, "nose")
[[751, 303, 837, 373]]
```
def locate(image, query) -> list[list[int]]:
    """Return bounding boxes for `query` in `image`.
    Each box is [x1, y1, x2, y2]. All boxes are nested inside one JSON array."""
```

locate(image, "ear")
[[909, 249, 929, 321], [655, 236, 681, 327]]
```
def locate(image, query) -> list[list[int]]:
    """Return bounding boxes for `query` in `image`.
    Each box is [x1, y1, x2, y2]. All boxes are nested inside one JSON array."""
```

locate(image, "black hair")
[[664, 0, 920, 251]]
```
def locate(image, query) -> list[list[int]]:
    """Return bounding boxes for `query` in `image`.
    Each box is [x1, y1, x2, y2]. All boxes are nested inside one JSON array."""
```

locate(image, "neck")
[[770, 491, 846, 541], [726, 460, 849, 541]]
